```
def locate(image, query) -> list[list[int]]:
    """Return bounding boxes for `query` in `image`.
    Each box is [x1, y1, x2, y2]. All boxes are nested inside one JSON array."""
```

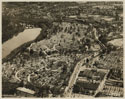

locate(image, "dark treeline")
[[2, 2, 123, 43], [2, 2, 79, 43]]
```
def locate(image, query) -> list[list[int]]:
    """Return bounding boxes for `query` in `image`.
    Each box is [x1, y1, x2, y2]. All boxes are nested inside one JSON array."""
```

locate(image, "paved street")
[[64, 53, 100, 97], [63, 58, 85, 97]]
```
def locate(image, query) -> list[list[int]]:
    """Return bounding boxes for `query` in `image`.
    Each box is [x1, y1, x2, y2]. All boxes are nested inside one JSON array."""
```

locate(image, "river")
[[2, 28, 41, 59]]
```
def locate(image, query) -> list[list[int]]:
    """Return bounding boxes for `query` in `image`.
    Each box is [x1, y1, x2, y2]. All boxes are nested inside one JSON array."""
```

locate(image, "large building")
[[16, 87, 35, 97]]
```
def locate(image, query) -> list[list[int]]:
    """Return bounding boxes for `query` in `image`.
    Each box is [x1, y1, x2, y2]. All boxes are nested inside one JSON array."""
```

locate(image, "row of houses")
[[100, 85, 123, 97]]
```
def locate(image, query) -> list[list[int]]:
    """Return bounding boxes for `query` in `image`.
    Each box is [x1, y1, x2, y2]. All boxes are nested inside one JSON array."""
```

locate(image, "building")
[[16, 87, 35, 97]]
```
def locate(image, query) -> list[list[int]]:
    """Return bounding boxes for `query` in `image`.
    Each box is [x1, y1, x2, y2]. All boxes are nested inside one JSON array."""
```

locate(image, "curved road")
[[15, 68, 25, 81]]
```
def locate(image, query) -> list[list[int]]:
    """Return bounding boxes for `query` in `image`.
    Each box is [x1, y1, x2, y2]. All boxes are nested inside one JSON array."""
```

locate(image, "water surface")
[[2, 28, 41, 59]]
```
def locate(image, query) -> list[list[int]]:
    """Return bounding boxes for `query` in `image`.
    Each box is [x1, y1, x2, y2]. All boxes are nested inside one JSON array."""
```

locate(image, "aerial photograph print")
[[2, 1, 123, 98]]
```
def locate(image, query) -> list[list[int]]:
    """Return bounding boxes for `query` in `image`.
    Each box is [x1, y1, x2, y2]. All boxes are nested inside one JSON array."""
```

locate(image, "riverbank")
[[2, 28, 41, 59], [2, 40, 33, 63], [2, 28, 43, 63]]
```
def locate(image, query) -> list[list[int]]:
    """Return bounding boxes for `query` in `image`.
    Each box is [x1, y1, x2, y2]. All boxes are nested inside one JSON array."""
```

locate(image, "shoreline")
[[2, 27, 45, 63]]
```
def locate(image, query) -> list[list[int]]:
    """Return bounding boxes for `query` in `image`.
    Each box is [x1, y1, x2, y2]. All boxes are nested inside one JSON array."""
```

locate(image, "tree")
[[73, 85, 80, 93], [72, 34, 75, 41], [30, 49, 34, 55], [62, 65, 67, 73]]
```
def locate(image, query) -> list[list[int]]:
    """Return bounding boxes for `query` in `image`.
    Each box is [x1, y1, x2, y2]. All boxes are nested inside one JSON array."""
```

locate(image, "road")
[[65, 59, 86, 97], [15, 68, 25, 81], [63, 53, 100, 97], [15, 67, 33, 82], [94, 70, 110, 97], [63, 56, 89, 97]]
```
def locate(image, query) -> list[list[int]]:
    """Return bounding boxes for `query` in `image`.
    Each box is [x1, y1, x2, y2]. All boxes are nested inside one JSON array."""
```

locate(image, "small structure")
[[16, 87, 35, 97]]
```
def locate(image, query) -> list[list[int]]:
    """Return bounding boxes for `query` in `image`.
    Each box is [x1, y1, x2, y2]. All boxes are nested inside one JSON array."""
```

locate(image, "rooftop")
[[16, 87, 35, 94]]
